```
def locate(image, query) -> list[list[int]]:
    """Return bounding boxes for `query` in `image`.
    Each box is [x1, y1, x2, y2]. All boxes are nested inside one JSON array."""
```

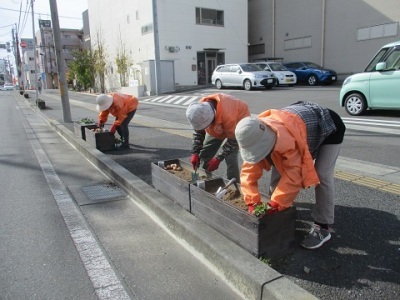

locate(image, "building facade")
[[36, 21, 83, 89], [248, 0, 400, 80], [87, 0, 247, 95]]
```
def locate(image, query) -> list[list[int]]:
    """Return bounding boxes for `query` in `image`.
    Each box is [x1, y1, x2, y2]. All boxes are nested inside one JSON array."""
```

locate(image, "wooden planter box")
[[190, 178, 296, 258], [74, 122, 97, 140], [151, 159, 211, 212], [84, 128, 115, 151], [36, 99, 46, 109]]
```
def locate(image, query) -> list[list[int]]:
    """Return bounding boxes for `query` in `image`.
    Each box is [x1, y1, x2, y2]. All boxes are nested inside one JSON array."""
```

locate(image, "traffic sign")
[[20, 41, 27, 48]]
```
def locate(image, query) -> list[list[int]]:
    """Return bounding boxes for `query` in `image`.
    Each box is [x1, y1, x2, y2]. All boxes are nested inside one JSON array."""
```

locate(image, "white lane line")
[[19, 102, 132, 300], [182, 96, 199, 105], [165, 96, 180, 103], [143, 96, 163, 102], [156, 95, 174, 103], [174, 96, 190, 104]]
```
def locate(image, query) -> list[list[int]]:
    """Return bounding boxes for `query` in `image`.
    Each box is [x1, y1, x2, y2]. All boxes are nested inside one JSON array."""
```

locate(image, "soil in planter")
[[164, 163, 247, 211]]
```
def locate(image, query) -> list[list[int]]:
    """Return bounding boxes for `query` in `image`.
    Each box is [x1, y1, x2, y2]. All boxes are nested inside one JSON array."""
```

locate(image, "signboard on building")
[[39, 19, 51, 28]]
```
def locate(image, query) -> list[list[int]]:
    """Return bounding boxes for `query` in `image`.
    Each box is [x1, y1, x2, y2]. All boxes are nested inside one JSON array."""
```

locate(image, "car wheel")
[[307, 75, 318, 86], [215, 79, 223, 90], [344, 93, 367, 116], [243, 79, 252, 91], [265, 85, 272, 90]]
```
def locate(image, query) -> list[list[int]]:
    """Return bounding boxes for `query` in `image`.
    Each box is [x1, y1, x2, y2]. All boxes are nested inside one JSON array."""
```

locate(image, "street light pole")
[[31, 0, 39, 103]]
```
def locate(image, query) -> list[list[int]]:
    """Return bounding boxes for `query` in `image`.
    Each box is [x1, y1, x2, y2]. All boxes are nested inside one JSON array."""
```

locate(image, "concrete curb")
[[31, 97, 318, 300]]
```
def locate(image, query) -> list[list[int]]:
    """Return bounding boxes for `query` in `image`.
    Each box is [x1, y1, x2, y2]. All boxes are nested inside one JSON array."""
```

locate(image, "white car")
[[254, 62, 297, 86], [211, 63, 276, 91], [3, 83, 15, 91]]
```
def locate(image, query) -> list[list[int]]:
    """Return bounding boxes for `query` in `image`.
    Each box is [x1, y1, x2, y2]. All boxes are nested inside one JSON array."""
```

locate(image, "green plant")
[[253, 202, 271, 217], [259, 256, 271, 266], [80, 118, 95, 124]]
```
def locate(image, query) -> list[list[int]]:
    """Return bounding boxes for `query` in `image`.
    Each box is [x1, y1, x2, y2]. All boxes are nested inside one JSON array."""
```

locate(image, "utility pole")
[[31, 0, 39, 103], [152, 0, 161, 95], [49, 0, 72, 122]]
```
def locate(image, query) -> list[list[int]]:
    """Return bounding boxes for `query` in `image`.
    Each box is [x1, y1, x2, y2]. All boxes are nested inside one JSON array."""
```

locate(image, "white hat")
[[96, 94, 113, 111], [186, 102, 215, 130], [235, 116, 277, 163]]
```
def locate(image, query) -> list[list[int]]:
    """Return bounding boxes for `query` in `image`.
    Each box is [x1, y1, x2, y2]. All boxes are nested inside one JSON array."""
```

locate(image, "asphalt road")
[[12, 87, 400, 299]]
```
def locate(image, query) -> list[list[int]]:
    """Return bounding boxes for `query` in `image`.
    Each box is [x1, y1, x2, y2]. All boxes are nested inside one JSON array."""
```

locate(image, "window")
[[196, 8, 224, 26], [357, 22, 398, 41], [284, 37, 312, 50], [249, 43, 265, 55], [141, 23, 153, 35]]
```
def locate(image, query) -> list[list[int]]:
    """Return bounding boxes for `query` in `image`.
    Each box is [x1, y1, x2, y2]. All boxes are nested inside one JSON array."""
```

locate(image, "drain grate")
[[81, 183, 126, 201]]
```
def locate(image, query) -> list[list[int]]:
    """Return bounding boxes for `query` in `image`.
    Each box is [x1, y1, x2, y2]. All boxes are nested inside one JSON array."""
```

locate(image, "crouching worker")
[[186, 93, 250, 182], [96, 93, 138, 150], [235, 101, 346, 249]]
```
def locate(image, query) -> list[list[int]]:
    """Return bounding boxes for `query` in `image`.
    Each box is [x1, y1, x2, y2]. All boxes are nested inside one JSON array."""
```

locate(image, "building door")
[[206, 56, 216, 84]]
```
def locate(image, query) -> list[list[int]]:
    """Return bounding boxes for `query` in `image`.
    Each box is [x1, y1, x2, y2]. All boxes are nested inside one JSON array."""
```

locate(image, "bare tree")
[[92, 28, 107, 93], [115, 27, 132, 87]]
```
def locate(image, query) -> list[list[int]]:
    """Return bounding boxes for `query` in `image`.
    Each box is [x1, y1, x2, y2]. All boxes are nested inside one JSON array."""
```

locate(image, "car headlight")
[[343, 77, 352, 86]]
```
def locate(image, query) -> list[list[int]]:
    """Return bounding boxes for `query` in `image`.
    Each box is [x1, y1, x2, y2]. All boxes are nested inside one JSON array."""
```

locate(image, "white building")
[[87, 0, 247, 95]]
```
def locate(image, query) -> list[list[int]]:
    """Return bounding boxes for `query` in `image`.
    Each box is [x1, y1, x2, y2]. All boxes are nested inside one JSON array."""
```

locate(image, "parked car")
[[2, 83, 14, 91], [283, 62, 337, 86], [211, 63, 276, 91], [340, 40, 400, 116], [253, 62, 297, 86]]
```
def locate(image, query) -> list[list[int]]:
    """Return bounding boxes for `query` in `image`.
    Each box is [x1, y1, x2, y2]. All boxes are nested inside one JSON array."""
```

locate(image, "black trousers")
[[116, 109, 136, 144]]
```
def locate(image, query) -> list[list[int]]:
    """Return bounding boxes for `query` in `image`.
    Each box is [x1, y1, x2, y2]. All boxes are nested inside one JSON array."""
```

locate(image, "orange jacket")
[[240, 109, 320, 210], [98, 93, 138, 126], [200, 93, 250, 139]]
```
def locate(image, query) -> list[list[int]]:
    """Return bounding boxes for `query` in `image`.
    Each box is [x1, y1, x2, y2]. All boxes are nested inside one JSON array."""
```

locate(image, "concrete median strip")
[[32, 105, 318, 299]]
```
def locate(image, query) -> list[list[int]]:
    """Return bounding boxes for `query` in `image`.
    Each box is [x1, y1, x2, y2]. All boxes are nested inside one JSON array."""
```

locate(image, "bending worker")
[[96, 93, 138, 150], [235, 101, 346, 250], [186, 93, 250, 181]]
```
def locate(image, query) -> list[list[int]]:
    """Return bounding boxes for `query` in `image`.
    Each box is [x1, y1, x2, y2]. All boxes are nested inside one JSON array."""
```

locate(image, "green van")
[[340, 40, 400, 116]]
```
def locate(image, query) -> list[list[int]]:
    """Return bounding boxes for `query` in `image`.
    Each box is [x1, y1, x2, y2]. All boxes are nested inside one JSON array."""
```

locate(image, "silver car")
[[211, 63, 276, 91]]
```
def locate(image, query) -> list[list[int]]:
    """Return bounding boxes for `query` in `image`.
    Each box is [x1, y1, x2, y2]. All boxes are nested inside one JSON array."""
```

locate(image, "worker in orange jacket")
[[186, 93, 250, 181], [235, 101, 345, 250], [96, 93, 138, 150]]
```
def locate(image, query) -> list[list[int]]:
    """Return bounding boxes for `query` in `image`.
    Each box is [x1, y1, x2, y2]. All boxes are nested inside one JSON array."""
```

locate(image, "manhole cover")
[[81, 183, 125, 201]]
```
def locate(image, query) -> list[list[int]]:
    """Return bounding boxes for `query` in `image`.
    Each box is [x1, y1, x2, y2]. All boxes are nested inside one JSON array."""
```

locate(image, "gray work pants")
[[269, 143, 341, 225], [199, 134, 240, 182]]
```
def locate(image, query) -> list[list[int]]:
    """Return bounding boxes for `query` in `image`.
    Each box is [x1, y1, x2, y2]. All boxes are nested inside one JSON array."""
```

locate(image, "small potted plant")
[[74, 117, 97, 140]]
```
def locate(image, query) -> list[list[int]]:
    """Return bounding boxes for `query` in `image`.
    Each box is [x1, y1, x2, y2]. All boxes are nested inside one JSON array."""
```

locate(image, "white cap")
[[96, 94, 113, 111], [235, 116, 277, 163], [186, 102, 215, 130]]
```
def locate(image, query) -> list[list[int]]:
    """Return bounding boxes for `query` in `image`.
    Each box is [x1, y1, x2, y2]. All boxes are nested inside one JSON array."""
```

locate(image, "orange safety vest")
[[240, 109, 320, 210], [199, 93, 250, 139], [99, 93, 138, 126]]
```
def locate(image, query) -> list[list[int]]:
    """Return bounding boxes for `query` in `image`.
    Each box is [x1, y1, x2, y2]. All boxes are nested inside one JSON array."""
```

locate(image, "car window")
[[364, 48, 389, 72], [286, 63, 302, 69], [230, 65, 239, 72], [384, 47, 400, 70], [305, 62, 321, 69], [240, 64, 261, 72], [219, 66, 230, 72], [269, 63, 287, 71]]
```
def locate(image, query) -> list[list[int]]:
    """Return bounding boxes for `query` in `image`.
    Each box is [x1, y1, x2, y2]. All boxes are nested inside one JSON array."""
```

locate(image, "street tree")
[[92, 28, 107, 93], [68, 49, 94, 91], [115, 29, 132, 87]]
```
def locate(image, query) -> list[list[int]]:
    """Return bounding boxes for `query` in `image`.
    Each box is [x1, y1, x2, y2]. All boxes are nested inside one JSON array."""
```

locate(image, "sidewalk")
[[15, 93, 318, 300]]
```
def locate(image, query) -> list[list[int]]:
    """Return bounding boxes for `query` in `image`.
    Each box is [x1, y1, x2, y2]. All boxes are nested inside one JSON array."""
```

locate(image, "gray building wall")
[[248, 0, 400, 80]]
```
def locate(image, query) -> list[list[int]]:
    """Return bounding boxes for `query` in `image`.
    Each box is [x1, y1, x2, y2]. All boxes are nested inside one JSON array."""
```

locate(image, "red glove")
[[110, 124, 118, 134], [190, 154, 200, 170], [206, 157, 221, 172], [267, 201, 279, 215]]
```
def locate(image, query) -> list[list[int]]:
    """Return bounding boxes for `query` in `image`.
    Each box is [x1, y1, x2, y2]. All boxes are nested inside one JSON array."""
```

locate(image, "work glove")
[[206, 157, 221, 172], [190, 154, 200, 170], [110, 124, 118, 134], [98, 121, 104, 128], [266, 201, 279, 215]]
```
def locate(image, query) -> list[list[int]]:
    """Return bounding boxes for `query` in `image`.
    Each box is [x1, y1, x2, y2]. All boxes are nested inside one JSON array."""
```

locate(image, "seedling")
[[253, 202, 272, 217], [80, 117, 95, 124]]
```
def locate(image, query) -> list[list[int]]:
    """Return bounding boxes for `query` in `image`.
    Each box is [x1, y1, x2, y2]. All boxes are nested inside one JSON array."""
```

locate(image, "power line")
[[0, 6, 81, 20]]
